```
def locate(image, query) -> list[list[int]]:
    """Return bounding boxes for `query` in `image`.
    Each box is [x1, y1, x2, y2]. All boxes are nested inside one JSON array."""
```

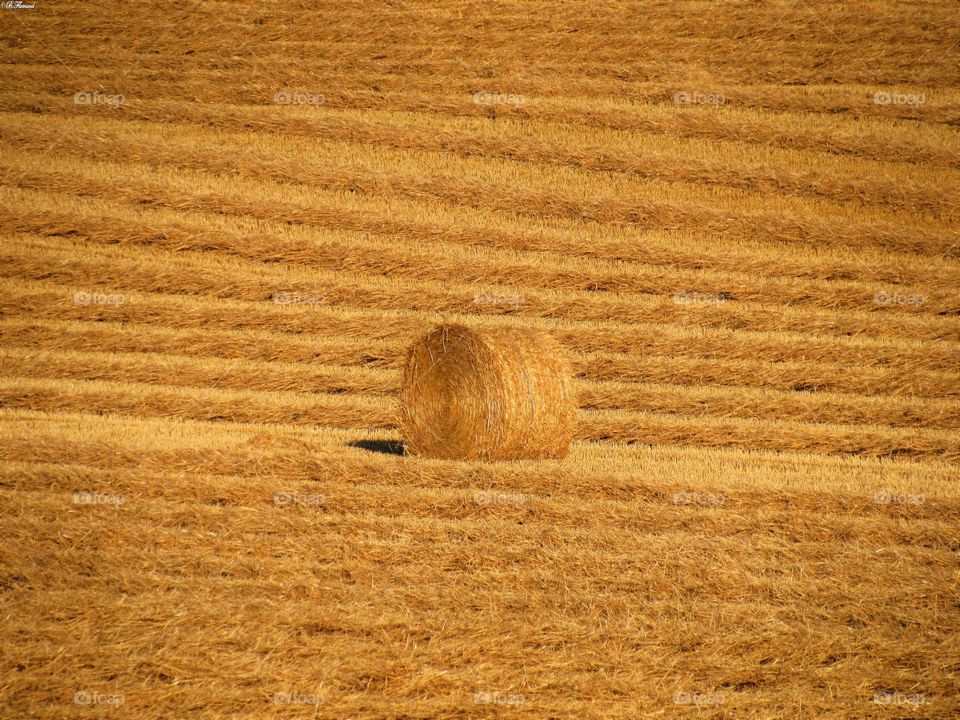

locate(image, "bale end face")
[[400, 324, 574, 461]]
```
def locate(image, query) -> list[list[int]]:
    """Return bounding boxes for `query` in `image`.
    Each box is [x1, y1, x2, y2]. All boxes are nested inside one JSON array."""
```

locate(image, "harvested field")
[[1, 1, 959, 718]]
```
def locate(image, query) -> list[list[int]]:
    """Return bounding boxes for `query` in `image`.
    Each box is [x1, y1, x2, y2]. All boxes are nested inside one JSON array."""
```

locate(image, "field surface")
[[1, 1, 959, 718]]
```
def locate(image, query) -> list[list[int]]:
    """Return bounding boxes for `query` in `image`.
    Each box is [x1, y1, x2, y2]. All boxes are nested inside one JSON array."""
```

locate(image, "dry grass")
[[1, 1, 959, 718]]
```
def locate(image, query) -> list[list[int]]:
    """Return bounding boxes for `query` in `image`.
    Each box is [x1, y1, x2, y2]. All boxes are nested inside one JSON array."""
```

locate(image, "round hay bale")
[[400, 323, 574, 461]]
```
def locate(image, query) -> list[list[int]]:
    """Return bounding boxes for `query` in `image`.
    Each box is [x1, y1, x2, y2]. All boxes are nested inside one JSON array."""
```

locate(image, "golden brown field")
[[1, 1, 959, 717]]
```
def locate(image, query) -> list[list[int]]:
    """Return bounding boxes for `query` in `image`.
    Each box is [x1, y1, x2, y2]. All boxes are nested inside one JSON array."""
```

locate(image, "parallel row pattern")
[[1, 2, 958, 718]]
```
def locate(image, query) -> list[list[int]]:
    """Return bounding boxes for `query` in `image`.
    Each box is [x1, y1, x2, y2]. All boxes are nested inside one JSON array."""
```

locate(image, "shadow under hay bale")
[[400, 323, 574, 461], [347, 439, 406, 456]]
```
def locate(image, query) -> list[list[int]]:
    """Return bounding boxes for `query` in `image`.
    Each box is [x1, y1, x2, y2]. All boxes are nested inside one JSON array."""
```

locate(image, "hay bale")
[[400, 324, 575, 460]]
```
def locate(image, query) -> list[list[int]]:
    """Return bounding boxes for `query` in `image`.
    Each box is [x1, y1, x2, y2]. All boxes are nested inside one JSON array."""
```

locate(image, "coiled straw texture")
[[400, 324, 575, 461]]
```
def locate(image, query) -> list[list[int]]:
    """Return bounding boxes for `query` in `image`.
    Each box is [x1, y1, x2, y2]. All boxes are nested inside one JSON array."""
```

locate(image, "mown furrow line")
[[6, 458, 959, 529], [575, 378, 960, 431], [4, 113, 955, 288], [0, 375, 395, 429], [3, 158, 956, 319], [10, 80, 956, 169], [4, 416, 954, 493], [0, 376, 956, 460], [5, 346, 960, 431], [4, 317, 957, 400], [3, 87, 955, 218], [8, 61, 960, 126], [18, 0, 960, 59], [577, 349, 960, 399], [7, 54, 960, 125], [0, 347, 399, 399], [7, 486, 958, 590], [338, 90, 960, 169], [245, 109, 959, 218], [7, 20, 958, 106], [5, 196, 958, 344], [579, 409, 960, 462], [5, 223, 960, 364], [2, 276, 955, 375], [1, 112, 954, 259]]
